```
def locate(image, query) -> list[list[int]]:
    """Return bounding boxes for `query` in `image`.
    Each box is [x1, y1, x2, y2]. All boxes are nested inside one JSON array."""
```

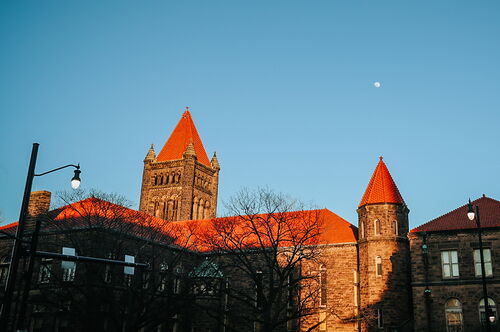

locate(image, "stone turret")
[[139, 108, 220, 221], [357, 157, 411, 331]]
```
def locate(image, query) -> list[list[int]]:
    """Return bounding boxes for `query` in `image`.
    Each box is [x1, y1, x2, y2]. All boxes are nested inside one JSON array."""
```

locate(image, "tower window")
[[377, 308, 383, 328], [375, 256, 382, 277], [393, 220, 398, 235], [319, 264, 327, 306], [360, 222, 364, 239], [374, 219, 381, 236]]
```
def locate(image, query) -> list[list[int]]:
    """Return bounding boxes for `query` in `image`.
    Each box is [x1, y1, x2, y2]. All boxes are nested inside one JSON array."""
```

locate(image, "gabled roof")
[[411, 196, 500, 233], [359, 157, 405, 207], [156, 109, 211, 167]]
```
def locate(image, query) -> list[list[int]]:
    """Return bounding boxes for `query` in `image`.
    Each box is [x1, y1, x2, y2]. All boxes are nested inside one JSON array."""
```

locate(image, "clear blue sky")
[[1, 0, 499, 229]]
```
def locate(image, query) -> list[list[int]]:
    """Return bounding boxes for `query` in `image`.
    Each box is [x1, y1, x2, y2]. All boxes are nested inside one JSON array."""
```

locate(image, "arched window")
[[375, 256, 382, 277], [374, 219, 381, 236], [360, 222, 365, 239], [479, 298, 497, 325], [319, 265, 327, 307], [393, 220, 398, 235], [445, 298, 463, 332]]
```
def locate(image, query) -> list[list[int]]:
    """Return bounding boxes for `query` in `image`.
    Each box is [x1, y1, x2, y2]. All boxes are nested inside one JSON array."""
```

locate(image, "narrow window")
[[255, 270, 263, 309], [479, 298, 497, 325], [377, 309, 383, 328], [445, 298, 463, 331], [360, 222, 364, 239], [320, 264, 327, 306], [474, 249, 493, 277], [142, 271, 150, 289], [441, 251, 459, 278], [0, 256, 10, 285], [61, 247, 76, 282], [104, 253, 113, 283], [393, 220, 398, 235], [375, 256, 382, 277], [374, 219, 381, 236], [38, 258, 52, 283]]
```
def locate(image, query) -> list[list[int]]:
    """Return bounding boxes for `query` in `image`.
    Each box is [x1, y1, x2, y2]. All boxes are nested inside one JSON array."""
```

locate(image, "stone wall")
[[410, 229, 500, 332]]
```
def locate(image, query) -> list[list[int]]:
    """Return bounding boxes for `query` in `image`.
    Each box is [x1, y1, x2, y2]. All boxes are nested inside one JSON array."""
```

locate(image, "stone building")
[[410, 196, 500, 332], [1, 108, 499, 332]]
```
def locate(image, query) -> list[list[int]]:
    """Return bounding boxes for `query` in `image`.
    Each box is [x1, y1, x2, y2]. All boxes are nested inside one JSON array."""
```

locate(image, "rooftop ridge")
[[411, 196, 500, 233]]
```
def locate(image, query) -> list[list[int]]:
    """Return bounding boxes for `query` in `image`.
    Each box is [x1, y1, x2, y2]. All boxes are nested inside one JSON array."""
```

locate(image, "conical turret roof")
[[157, 109, 211, 167], [359, 157, 405, 207]]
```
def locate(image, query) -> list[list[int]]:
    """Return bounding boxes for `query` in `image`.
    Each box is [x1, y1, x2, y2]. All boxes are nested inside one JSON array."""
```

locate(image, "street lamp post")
[[467, 199, 493, 332], [0, 143, 81, 332]]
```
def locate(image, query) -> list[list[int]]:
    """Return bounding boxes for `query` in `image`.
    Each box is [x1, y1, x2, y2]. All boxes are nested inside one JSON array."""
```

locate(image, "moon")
[[374, 82, 381, 88]]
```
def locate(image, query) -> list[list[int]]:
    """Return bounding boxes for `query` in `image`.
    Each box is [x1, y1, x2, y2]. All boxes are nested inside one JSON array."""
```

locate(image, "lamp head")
[[467, 198, 475, 221], [71, 168, 81, 189]]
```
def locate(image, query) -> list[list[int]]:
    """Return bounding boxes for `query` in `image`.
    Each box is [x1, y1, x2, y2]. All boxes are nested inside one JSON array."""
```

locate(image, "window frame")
[[375, 256, 382, 277], [445, 298, 464, 332], [474, 248, 493, 278], [441, 250, 460, 279], [479, 297, 497, 325]]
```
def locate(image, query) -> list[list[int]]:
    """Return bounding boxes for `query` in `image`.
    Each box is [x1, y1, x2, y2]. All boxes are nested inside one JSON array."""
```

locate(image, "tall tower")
[[139, 108, 220, 221], [357, 157, 411, 331]]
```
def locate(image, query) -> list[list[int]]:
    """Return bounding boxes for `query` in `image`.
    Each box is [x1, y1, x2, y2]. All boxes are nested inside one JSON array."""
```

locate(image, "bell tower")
[[357, 157, 411, 331], [139, 108, 220, 221]]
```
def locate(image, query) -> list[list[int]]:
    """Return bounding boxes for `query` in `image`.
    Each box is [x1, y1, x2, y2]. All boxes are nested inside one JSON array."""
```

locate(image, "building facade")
[[1, 109, 499, 332]]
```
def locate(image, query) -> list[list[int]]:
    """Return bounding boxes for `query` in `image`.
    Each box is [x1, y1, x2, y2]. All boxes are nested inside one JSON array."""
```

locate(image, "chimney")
[[26, 191, 51, 234]]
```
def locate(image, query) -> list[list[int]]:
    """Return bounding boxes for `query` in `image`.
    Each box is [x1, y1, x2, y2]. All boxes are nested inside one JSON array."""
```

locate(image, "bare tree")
[[26, 189, 198, 332], [198, 188, 327, 332]]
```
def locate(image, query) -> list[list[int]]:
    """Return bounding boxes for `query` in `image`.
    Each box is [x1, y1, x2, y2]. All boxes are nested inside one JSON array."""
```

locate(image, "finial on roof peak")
[[379, 156, 383, 161], [211, 151, 220, 170], [483, 194, 486, 198], [144, 144, 156, 162]]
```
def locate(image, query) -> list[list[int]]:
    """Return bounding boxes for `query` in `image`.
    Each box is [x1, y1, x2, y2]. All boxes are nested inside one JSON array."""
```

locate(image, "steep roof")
[[359, 157, 405, 207], [156, 109, 211, 167], [411, 196, 500, 233]]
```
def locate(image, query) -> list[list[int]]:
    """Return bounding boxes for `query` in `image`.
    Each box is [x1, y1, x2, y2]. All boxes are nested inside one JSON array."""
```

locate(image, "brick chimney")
[[25, 191, 51, 233]]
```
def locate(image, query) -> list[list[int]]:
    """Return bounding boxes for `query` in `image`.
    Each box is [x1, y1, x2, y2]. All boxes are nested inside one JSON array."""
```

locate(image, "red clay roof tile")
[[411, 196, 500, 232], [156, 109, 211, 167], [359, 157, 405, 207]]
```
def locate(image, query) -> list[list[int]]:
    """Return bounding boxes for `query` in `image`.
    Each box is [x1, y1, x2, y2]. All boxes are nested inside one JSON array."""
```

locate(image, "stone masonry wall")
[[410, 229, 500, 332]]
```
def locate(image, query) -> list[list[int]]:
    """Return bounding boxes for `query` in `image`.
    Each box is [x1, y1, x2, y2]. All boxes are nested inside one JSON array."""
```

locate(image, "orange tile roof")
[[156, 109, 211, 167], [173, 209, 358, 252], [359, 157, 405, 207], [411, 196, 500, 233], [0, 201, 357, 253]]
